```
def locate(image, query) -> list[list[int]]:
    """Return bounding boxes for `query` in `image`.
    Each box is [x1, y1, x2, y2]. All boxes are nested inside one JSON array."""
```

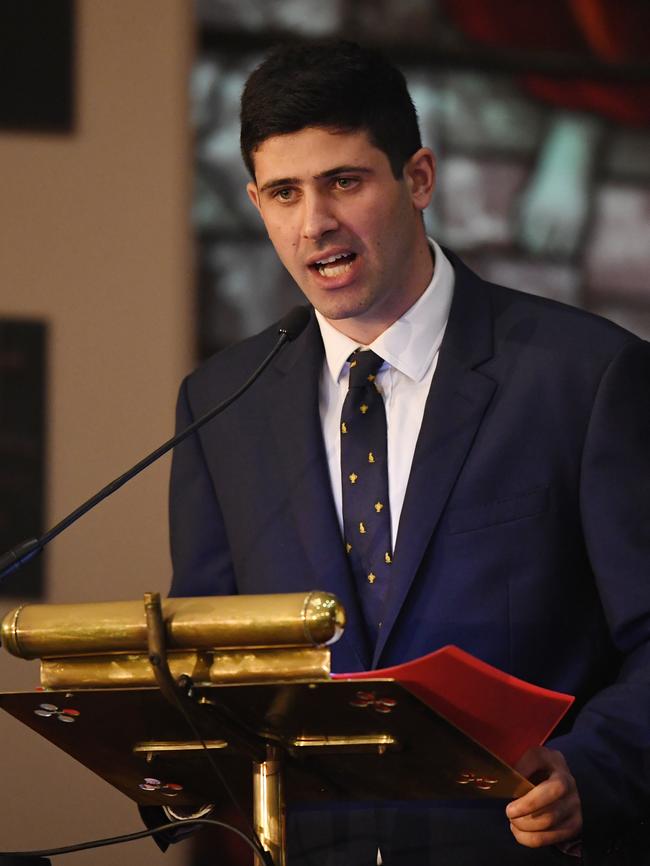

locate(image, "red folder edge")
[[334, 645, 574, 767]]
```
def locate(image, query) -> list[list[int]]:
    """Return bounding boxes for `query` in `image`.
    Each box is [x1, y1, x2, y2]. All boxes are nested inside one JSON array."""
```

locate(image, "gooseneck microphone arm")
[[0, 306, 311, 583]]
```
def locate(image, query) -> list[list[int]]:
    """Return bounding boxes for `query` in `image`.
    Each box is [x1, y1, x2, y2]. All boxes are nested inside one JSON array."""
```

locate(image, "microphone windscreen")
[[277, 305, 311, 341]]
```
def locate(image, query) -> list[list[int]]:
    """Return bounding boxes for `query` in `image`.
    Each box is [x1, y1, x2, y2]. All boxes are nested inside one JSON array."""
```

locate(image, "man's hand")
[[506, 746, 582, 848]]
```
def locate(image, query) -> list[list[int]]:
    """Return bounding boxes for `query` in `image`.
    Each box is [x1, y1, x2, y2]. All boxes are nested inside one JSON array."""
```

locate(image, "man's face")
[[247, 127, 435, 342]]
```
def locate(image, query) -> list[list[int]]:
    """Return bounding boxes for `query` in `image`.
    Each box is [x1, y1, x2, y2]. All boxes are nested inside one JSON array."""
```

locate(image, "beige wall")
[[0, 2, 192, 863]]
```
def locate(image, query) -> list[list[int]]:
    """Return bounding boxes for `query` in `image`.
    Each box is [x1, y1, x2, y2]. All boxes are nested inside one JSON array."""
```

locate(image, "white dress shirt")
[[315, 239, 454, 549]]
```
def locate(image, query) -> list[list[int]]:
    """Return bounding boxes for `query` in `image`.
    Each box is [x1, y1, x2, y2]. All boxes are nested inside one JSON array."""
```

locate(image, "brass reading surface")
[[0, 680, 532, 808]]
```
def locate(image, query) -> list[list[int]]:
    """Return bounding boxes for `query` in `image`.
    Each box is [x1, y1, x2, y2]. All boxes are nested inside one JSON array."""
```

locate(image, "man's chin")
[[316, 302, 372, 324], [307, 289, 373, 322]]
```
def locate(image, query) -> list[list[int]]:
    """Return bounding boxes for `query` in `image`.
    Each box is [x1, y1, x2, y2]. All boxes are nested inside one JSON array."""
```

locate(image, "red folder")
[[335, 646, 574, 767]]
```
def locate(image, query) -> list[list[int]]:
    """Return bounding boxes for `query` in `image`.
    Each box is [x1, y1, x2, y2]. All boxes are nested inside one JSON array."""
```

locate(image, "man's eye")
[[274, 188, 294, 202], [335, 177, 357, 190]]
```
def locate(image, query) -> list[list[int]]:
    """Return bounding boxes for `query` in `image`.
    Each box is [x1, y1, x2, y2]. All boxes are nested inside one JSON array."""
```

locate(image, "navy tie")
[[341, 349, 392, 645]]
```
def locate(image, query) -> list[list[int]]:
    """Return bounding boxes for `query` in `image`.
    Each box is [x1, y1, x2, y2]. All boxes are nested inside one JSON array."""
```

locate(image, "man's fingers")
[[509, 804, 583, 850], [509, 810, 583, 849], [506, 773, 572, 820], [508, 794, 574, 833], [506, 747, 583, 849]]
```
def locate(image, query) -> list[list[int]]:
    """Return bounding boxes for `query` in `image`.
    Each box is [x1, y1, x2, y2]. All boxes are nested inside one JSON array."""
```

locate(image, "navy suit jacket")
[[168, 252, 650, 863]]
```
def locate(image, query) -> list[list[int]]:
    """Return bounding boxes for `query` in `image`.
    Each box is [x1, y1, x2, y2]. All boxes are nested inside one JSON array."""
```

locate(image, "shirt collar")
[[315, 238, 454, 385]]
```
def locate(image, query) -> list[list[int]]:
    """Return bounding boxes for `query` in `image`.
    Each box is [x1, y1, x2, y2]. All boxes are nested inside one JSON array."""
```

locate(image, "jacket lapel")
[[266, 314, 372, 669], [373, 258, 498, 666]]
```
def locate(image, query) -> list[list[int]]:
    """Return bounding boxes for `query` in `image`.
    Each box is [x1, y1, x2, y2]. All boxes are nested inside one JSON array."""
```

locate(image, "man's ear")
[[404, 147, 436, 211], [246, 181, 262, 214]]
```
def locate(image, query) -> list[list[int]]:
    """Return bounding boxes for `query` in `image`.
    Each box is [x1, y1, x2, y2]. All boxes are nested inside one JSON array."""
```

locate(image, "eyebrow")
[[258, 164, 373, 194]]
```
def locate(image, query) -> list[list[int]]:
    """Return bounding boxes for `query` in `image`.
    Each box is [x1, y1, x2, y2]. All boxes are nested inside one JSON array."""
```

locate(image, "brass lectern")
[[0, 591, 530, 865]]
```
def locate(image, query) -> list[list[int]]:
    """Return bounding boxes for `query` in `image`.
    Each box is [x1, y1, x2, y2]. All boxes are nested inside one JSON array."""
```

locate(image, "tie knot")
[[348, 350, 384, 388]]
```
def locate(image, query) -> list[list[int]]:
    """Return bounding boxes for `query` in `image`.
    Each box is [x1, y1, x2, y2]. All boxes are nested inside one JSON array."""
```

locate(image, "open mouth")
[[310, 252, 357, 278]]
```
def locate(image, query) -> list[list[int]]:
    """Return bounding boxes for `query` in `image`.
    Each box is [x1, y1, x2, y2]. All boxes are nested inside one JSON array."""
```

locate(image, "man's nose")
[[301, 193, 338, 240]]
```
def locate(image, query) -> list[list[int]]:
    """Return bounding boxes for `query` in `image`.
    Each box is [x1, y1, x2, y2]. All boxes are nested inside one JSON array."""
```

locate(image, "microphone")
[[277, 304, 310, 340], [0, 305, 311, 582]]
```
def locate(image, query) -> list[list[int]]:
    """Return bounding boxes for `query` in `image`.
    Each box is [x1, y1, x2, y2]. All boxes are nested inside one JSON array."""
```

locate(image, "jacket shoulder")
[[451, 252, 643, 362], [492, 281, 637, 347]]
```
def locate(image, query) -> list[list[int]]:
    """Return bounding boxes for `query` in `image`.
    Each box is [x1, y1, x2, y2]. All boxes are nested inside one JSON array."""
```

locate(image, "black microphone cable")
[[0, 818, 273, 863], [160, 671, 272, 864]]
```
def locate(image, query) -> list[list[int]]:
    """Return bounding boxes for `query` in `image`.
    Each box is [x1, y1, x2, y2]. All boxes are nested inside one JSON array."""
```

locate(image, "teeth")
[[313, 252, 355, 277], [318, 261, 352, 277], [315, 252, 350, 265]]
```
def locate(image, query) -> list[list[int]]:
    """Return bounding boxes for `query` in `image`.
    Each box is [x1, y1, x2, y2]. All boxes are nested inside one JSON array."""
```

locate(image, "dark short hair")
[[240, 40, 422, 179]]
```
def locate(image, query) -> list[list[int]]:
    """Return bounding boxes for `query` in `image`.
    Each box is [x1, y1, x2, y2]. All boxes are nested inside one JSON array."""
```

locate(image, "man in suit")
[[167, 40, 650, 864]]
